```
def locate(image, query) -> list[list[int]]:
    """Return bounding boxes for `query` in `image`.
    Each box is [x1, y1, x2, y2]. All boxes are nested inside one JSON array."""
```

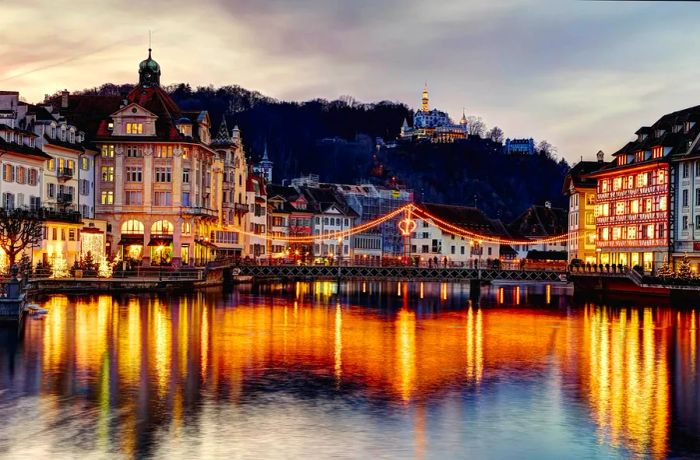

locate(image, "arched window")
[[151, 220, 174, 235], [121, 219, 144, 235], [181, 221, 191, 235]]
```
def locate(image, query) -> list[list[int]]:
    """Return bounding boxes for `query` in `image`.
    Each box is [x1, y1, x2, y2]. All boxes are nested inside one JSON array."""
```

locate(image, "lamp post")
[[337, 236, 343, 266]]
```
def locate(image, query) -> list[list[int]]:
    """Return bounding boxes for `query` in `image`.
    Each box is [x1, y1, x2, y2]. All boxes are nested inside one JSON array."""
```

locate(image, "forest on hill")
[[74, 83, 569, 220]]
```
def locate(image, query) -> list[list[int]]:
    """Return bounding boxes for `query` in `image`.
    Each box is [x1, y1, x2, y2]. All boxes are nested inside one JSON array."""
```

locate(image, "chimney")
[[61, 89, 69, 108], [596, 150, 605, 163], [544, 201, 552, 209]]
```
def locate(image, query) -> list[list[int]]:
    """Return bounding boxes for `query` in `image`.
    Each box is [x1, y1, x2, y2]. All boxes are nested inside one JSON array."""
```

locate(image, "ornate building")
[[399, 85, 468, 143], [93, 49, 223, 267]]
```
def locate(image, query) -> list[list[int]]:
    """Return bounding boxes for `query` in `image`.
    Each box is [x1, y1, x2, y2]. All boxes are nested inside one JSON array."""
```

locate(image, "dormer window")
[[686, 122, 695, 133], [107, 122, 114, 131], [126, 123, 143, 134], [60, 126, 66, 141], [655, 129, 665, 138], [652, 146, 663, 159], [673, 124, 682, 133], [635, 150, 644, 162], [638, 133, 648, 141], [617, 155, 628, 166]]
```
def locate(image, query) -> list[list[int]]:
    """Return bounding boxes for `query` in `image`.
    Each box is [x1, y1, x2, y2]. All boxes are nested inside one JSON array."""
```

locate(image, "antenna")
[[149, 30, 152, 50]]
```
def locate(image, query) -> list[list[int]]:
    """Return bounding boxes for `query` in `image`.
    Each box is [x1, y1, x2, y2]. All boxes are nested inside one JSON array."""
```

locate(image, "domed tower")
[[421, 83, 429, 112], [138, 48, 161, 87]]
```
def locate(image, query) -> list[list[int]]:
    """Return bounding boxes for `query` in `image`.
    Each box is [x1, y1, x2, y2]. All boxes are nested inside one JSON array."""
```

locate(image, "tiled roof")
[[562, 160, 603, 193], [509, 205, 567, 237], [420, 203, 508, 237], [0, 137, 52, 160]]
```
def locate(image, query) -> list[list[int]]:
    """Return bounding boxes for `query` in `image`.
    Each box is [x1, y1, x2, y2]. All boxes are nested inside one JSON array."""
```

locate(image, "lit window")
[[601, 180, 609, 193], [660, 196, 667, 211], [636, 173, 648, 188], [613, 177, 622, 191], [645, 198, 652, 213], [126, 123, 143, 134], [652, 146, 663, 159], [657, 169, 666, 185], [615, 201, 625, 215], [612, 227, 621, 240], [81, 157, 89, 170], [601, 227, 609, 241], [101, 166, 114, 182], [630, 199, 639, 214], [627, 226, 637, 239], [101, 190, 114, 205], [101, 145, 114, 157], [646, 224, 654, 239], [602, 203, 610, 217]]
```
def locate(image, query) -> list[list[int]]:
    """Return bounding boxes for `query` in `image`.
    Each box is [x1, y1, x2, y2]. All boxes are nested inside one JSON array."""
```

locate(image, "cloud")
[[2, 0, 700, 162]]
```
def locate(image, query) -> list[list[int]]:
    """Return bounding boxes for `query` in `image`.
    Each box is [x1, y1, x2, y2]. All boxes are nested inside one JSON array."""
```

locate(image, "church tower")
[[138, 48, 161, 87], [421, 83, 429, 112], [254, 143, 274, 183]]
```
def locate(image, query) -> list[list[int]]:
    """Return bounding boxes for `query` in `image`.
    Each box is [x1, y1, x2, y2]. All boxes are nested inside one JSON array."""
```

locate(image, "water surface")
[[0, 282, 698, 459]]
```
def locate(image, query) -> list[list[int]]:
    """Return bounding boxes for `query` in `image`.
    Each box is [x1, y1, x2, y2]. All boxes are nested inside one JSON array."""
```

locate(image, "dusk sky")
[[2, 0, 700, 163]]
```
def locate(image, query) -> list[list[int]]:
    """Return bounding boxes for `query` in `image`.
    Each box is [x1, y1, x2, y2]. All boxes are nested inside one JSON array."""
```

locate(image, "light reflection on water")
[[0, 282, 697, 458]]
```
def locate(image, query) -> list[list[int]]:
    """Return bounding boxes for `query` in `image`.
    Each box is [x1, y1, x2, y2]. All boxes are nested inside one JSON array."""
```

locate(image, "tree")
[[678, 253, 693, 279], [0, 209, 43, 267], [486, 126, 504, 143], [657, 260, 673, 277], [536, 140, 557, 157], [466, 116, 486, 137]]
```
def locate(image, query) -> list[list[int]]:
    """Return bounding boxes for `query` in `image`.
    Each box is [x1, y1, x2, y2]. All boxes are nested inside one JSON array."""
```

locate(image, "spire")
[[212, 117, 232, 145], [262, 142, 269, 160], [232, 124, 241, 141], [460, 108, 467, 125], [421, 82, 429, 112]]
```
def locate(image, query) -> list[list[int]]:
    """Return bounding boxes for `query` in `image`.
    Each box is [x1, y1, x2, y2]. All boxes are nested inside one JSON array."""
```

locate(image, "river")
[[0, 281, 697, 459]]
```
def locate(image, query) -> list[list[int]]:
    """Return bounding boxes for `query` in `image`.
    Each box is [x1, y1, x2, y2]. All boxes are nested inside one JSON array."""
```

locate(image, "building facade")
[[399, 85, 468, 143], [563, 154, 604, 264]]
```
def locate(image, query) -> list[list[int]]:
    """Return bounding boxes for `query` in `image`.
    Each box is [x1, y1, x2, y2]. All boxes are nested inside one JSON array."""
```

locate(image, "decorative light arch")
[[121, 219, 145, 235], [151, 220, 174, 236]]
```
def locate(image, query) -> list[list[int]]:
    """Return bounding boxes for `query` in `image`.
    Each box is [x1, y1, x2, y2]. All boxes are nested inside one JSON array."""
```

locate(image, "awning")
[[195, 239, 218, 249], [118, 235, 144, 246], [148, 236, 174, 247]]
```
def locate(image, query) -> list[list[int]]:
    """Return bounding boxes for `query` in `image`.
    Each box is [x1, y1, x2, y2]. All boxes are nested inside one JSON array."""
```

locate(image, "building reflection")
[[3, 285, 698, 457], [581, 305, 670, 458]]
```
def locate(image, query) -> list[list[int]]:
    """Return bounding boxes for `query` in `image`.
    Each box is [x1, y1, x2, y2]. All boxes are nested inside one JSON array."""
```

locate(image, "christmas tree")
[[678, 253, 694, 279], [657, 257, 673, 278], [51, 252, 70, 278], [97, 255, 112, 278]]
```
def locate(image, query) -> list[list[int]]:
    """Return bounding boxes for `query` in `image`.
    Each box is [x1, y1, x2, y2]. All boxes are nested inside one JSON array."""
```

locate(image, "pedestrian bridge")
[[210, 263, 567, 283]]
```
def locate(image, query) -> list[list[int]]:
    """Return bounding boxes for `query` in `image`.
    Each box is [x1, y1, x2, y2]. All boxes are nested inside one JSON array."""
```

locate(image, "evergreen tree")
[[678, 253, 694, 279]]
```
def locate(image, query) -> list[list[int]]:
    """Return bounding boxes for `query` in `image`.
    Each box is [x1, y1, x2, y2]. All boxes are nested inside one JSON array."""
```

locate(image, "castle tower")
[[138, 48, 161, 87], [421, 83, 429, 112], [255, 143, 274, 183]]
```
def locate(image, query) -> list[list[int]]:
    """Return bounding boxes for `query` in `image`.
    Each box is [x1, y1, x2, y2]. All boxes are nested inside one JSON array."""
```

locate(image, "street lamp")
[[337, 236, 343, 266]]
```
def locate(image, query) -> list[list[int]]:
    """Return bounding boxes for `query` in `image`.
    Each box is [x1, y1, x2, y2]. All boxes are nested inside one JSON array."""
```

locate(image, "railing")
[[183, 206, 218, 217], [57, 193, 73, 203], [57, 167, 74, 179]]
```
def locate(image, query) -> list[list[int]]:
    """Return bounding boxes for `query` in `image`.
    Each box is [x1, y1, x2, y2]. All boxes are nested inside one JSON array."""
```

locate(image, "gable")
[[110, 103, 157, 119]]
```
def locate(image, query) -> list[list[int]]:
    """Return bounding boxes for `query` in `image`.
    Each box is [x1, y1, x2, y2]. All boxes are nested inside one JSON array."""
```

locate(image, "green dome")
[[139, 49, 160, 72], [138, 49, 161, 87]]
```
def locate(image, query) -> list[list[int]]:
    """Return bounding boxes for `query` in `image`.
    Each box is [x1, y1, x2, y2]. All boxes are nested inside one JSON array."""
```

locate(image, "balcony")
[[57, 192, 73, 204], [37, 207, 82, 224], [183, 206, 218, 218], [57, 167, 74, 180], [234, 203, 249, 216]]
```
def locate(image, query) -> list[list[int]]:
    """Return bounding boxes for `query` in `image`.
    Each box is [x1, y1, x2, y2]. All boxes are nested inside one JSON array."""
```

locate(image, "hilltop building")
[[504, 138, 535, 155], [399, 85, 469, 143]]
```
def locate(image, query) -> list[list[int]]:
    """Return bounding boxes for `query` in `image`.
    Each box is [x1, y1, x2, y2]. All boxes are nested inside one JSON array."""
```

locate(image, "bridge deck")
[[228, 264, 567, 282]]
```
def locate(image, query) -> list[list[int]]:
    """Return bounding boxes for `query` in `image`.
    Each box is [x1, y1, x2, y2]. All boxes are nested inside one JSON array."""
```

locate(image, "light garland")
[[226, 203, 569, 246]]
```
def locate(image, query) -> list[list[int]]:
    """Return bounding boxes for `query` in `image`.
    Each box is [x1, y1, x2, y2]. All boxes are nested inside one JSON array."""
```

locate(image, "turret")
[[421, 83, 429, 112]]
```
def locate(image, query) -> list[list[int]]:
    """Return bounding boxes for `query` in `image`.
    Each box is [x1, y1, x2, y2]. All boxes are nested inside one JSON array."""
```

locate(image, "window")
[[646, 224, 655, 239], [181, 222, 191, 235], [126, 123, 143, 134], [151, 220, 174, 235], [181, 245, 189, 265], [602, 203, 610, 217], [81, 157, 89, 170], [613, 177, 622, 191], [652, 146, 663, 159], [683, 189, 689, 207], [3, 164, 14, 182], [153, 191, 172, 206], [628, 226, 637, 239], [101, 166, 114, 182], [124, 191, 142, 205], [121, 220, 145, 235], [612, 227, 621, 241], [68, 229, 76, 241], [2, 193, 14, 210], [80, 179, 90, 196], [617, 156, 627, 166], [28, 168, 37, 186], [645, 198, 652, 213], [696, 215, 700, 230], [683, 163, 690, 178], [15, 167, 25, 184], [47, 183, 55, 198], [156, 145, 173, 158], [155, 167, 171, 182], [615, 201, 625, 215], [182, 192, 190, 206], [683, 215, 689, 230], [657, 169, 667, 185], [101, 145, 114, 157], [636, 173, 648, 188], [126, 167, 142, 182], [182, 169, 189, 184], [585, 212, 595, 225], [101, 191, 114, 204], [630, 199, 639, 214], [601, 180, 609, 193], [126, 146, 141, 157], [660, 196, 667, 211], [635, 150, 645, 162]]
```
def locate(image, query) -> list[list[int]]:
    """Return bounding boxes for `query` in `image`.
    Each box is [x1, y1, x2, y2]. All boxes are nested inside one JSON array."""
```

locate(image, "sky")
[[2, 0, 700, 163]]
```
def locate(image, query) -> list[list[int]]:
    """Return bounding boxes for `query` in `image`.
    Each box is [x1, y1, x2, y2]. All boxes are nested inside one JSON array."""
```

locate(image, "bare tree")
[[466, 116, 486, 137], [536, 140, 557, 157], [486, 126, 504, 143], [0, 209, 43, 267]]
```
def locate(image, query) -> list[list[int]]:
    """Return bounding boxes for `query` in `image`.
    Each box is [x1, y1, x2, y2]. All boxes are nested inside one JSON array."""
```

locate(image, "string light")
[[227, 203, 569, 246]]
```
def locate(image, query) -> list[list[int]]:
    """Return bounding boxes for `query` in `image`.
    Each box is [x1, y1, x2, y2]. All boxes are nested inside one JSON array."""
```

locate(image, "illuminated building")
[[504, 138, 535, 155], [589, 120, 676, 271], [0, 90, 105, 266], [85, 49, 224, 266], [410, 203, 503, 266], [266, 185, 292, 258], [246, 176, 267, 258], [252, 143, 273, 183], [211, 120, 247, 257], [508, 202, 568, 261], [562, 152, 605, 263], [399, 85, 469, 143], [300, 187, 357, 261]]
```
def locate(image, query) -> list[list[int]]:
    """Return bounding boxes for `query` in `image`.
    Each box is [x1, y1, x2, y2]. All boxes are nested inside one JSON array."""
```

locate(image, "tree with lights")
[[0, 209, 43, 267], [97, 255, 113, 278], [678, 253, 694, 279], [657, 259, 673, 278], [51, 252, 70, 278]]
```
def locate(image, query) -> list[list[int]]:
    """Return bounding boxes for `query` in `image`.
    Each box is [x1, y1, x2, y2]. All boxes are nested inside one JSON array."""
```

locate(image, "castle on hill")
[[399, 84, 469, 143]]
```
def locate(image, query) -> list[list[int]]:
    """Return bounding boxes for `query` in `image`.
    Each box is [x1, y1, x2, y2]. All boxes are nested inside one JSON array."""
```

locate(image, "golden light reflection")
[[396, 309, 416, 402], [334, 303, 343, 384], [465, 307, 484, 384], [515, 286, 521, 305], [583, 306, 669, 458]]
